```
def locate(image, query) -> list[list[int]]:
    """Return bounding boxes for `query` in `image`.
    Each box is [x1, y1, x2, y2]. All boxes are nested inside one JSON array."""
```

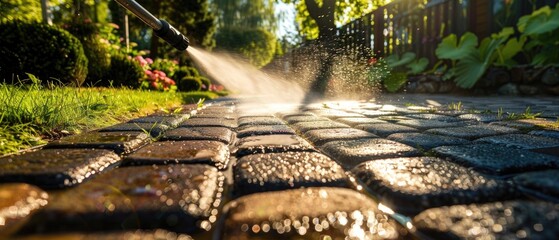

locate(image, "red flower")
[[367, 58, 377, 65]]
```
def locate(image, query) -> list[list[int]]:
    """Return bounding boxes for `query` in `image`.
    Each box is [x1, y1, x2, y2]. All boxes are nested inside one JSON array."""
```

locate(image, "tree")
[[0, 0, 42, 22]]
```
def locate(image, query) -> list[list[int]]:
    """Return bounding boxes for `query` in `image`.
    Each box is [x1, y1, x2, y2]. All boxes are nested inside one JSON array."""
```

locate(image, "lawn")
[[0, 83, 219, 155]]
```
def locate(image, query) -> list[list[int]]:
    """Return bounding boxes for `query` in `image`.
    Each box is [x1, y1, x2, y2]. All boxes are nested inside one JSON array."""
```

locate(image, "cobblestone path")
[[1, 94, 559, 239]]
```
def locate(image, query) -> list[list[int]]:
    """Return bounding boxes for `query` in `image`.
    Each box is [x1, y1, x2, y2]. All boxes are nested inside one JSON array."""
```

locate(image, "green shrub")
[[178, 76, 202, 92], [104, 54, 144, 88], [172, 67, 190, 83], [0, 47, 23, 83], [199, 76, 212, 90], [0, 21, 88, 85], [187, 67, 200, 77], [65, 21, 111, 86], [216, 27, 277, 68], [151, 58, 179, 77]]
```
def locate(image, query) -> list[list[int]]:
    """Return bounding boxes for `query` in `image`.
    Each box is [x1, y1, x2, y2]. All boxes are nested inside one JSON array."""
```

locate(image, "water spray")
[[114, 0, 189, 51]]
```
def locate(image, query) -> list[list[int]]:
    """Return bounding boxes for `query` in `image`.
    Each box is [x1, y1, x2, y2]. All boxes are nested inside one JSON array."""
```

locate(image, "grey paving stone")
[[475, 134, 559, 149], [356, 123, 418, 137], [303, 128, 378, 146], [376, 115, 415, 123], [530, 130, 559, 140], [162, 127, 234, 144], [413, 201, 559, 240], [387, 133, 471, 150], [16, 230, 193, 240], [128, 114, 190, 128], [0, 184, 48, 236], [290, 121, 350, 133], [99, 123, 170, 138], [490, 119, 550, 130], [321, 139, 418, 169], [124, 141, 229, 169], [178, 117, 237, 128], [46, 132, 150, 154], [0, 149, 120, 188], [334, 117, 386, 126], [357, 110, 396, 117], [235, 135, 315, 157], [514, 170, 559, 202], [458, 113, 502, 123], [30, 165, 224, 233], [352, 157, 516, 215], [222, 187, 402, 239], [407, 113, 462, 122], [198, 106, 236, 114], [233, 152, 349, 197], [395, 119, 466, 130], [309, 109, 365, 118], [433, 144, 559, 175], [237, 125, 295, 138], [191, 113, 237, 120], [238, 116, 285, 127], [532, 146, 559, 157], [276, 111, 316, 118], [426, 124, 519, 140], [284, 115, 330, 124]]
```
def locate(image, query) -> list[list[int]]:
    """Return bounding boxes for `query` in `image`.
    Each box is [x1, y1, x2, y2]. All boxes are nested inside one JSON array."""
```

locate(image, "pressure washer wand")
[[114, 0, 189, 51]]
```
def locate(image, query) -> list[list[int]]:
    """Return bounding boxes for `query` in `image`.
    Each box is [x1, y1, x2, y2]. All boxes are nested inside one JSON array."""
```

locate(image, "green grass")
[[0, 83, 220, 155]]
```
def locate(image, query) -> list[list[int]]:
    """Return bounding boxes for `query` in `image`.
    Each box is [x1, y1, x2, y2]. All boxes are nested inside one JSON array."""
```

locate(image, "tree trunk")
[[305, 0, 336, 42]]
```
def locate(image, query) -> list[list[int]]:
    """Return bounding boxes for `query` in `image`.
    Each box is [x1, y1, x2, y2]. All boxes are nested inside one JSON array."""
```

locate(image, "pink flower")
[[108, 23, 120, 29], [145, 58, 154, 64], [367, 58, 377, 65]]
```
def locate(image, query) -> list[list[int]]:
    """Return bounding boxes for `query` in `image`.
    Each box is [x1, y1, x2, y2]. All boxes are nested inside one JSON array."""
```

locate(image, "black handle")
[[153, 20, 190, 51]]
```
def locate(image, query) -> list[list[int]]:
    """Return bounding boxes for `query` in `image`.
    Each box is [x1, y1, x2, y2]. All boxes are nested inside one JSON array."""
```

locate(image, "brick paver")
[[2, 94, 559, 239]]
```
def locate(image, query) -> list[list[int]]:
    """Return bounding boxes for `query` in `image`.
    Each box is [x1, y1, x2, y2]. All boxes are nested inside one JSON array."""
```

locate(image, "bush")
[[0, 21, 88, 85], [151, 58, 178, 77], [65, 21, 111, 86], [172, 67, 191, 83], [199, 76, 212, 90], [216, 27, 277, 68], [104, 54, 144, 88], [178, 76, 202, 92], [0, 47, 23, 83], [187, 67, 200, 77]]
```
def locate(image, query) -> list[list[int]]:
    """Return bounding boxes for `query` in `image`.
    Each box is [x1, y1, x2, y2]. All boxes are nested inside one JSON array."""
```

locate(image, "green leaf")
[[435, 32, 478, 60], [454, 53, 487, 89], [406, 58, 429, 75], [518, 6, 551, 32], [386, 52, 416, 68], [495, 36, 526, 67], [384, 72, 408, 93], [521, 5, 559, 35]]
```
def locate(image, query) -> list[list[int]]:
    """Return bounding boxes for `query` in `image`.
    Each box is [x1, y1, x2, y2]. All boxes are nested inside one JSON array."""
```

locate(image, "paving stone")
[[291, 121, 350, 133], [321, 139, 418, 169], [198, 106, 236, 114], [222, 187, 402, 239], [0, 149, 120, 188], [375, 115, 415, 123], [191, 113, 237, 120], [46, 132, 150, 154], [356, 123, 418, 137], [178, 117, 237, 128], [413, 201, 559, 240], [387, 133, 471, 150], [235, 135, 315, 157], [514, 170, 559, 202], [530, 130, 559, 140], [238, 116, 285, 127], [352, 157, 516, 215], [475, 134, 559, 149], [334, 117, 386, 126], [124, 141, 229, 169], [395, 119, 466, 130], [0, 184, 48, 237], [29, 165, 224, 233], [458, 113, 502, 122], [233, 152, 349, 197], [407, 113, 462, 122], [433, 144, 559, 175], [99, 123, 170, 138], [309, 109, 365, 118], [162, 127, 234, 144], [357, 110, 396, 117], [303, 128, 378, 146], [532, 146, 559, 157], [128, 114, 190, 128], [426, 124, 519, 140], [276, 111, 316, 119], [16, 230, 193, 240], [237, 125, 295, 138], [284, 115, 330, 124]]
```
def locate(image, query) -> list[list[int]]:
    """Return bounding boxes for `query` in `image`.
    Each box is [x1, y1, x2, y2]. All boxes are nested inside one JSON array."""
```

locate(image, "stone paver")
[[237, 125, 295, 138], [124, 141, 229, 169], [27, 165, 223, 233], [387, 132, 470, 150], [0, 184, 48, 236], [290, 121, 350, 133], [413, 201, 559, 239], [16, 230, 193, 240], [309, 109, 365, 118], [179, 117, 237, 128], [407, 113, 463, 122], [475, 134, 559, 149], [46, 131, 150, 154], [321, 139, 418, 169], [356, 123, 418, 137], [162, 127, 234, 144], [0, 149, 120, 188], [395, 119, 467, 130], [514, 170, 559, 202], [233, 152, 349, 197], [303, 128, 377, 146], [334, 117, 386, 126], [284, 115, 330, 124], [222, 187, 402, 239], [99, 123, 170, 138], [238, 116, 285, 127], [433, 144, 559, 175], [128, 114, 190, 128], [234, 135, 314, 157], [530, 130, 559, 140], [458, 113, 502, 122], [352, 157, 517, 215], [426, 124, 519, 140]]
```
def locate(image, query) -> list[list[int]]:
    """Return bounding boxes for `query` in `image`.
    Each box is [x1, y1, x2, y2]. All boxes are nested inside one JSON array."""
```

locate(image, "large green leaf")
[[495, 36, 526, 67], [435, 32, 478, 60], [406, 57, 429, 75], [386, 52, 416, 68], [454, 37, 502, 89], [384, 72, 408, 93], [520, 5, 559, 35]]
